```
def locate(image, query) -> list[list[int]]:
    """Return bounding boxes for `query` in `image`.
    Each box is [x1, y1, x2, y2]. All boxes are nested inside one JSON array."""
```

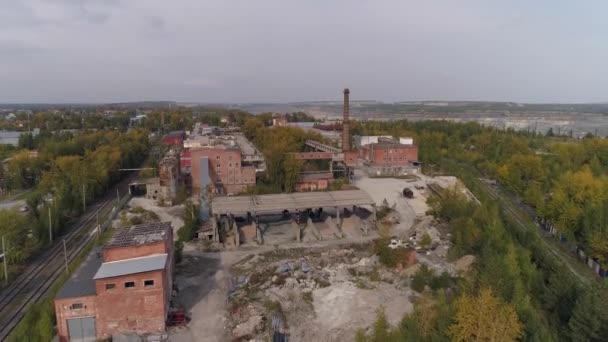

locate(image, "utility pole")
[[48, 206, 53, 243], [2, 236, 7, 284], [116, 189, 120, 204], [62, 239, 69, 274], [82, 184, 86, 212]]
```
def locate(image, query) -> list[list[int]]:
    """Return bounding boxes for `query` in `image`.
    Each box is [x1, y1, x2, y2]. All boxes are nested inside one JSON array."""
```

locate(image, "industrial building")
[[162, 130, 185, 146], [357, 136, 419, 175], [189, 147, 256, 195], [139, 149, 181, 205], [180, 129, 263, 195], [288, 89, 419, 187], [54, 222, 174, 342]]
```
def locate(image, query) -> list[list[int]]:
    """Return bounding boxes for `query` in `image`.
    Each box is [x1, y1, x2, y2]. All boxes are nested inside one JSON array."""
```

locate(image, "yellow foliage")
[[450, 288, 522, 342]]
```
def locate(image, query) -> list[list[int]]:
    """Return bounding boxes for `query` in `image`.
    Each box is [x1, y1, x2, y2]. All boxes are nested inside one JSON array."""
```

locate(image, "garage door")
[[67, 317, 96, 342]]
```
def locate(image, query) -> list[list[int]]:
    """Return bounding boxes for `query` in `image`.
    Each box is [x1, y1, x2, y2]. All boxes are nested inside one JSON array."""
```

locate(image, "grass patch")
[[302, 291, 314, 304], [354, 278, 375, 290], [317, 278, 331, 288]]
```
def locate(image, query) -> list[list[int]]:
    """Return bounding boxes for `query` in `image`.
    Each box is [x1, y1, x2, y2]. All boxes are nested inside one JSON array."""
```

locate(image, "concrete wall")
[[55, 295, 98, 342], [399, 137, 414, 145], [145, 182, 161, 201], [94, 270, 168, 339], [295, 179, 330, 192]]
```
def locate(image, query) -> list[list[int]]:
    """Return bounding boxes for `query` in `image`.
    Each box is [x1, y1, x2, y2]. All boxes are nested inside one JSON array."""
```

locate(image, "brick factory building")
[[357, 136, 419, 175], [54, 222, 174, 342], [162, 130, 185, 146], [189, 147, 256, 195], [144, 149, 180, 205]]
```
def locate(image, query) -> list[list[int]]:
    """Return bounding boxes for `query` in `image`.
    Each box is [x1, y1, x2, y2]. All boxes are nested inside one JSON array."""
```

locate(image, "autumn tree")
[[450, 288, 522, 342], [283, 155, 302, 193]]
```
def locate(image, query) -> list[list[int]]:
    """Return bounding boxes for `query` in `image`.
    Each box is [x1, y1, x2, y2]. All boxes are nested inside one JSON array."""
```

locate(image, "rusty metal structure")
[[342, 88, 350, 152]]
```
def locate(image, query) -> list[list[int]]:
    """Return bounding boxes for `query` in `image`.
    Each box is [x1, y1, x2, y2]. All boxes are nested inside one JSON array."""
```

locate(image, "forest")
[[0, 128, 149, 268], [352, 119, 608, 341], [352, 119, 608, 270]]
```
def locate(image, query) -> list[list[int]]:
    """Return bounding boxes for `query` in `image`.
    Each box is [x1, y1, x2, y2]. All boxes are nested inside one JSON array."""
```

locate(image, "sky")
[[1, 0, 607, 104]]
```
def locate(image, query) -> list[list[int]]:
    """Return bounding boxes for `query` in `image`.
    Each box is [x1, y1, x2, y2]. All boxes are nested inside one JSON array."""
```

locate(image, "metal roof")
[[56, 247, 103, 299], [211, 190, 375, 215], [94, 253, 167, 280], [106, 222, 171, 248]]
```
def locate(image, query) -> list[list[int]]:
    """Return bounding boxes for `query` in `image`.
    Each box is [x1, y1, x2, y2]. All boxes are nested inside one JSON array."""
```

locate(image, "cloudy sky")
[[1, 0, 607, 103]]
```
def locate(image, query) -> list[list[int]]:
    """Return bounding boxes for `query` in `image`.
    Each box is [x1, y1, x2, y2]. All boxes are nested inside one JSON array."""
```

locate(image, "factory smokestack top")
[[342, 88, 350, 151]]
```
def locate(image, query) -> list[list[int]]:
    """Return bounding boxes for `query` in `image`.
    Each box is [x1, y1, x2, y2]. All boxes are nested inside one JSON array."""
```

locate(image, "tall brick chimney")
[[342, 88, 350, 152]]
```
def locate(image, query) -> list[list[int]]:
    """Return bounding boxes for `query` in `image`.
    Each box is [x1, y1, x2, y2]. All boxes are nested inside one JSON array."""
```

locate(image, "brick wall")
[[55, 296, 97, 342], [362, 144, 418, 167], [190, 148, 256, 194], [94, 270, 168, 339], [103, 241, 167, 262]]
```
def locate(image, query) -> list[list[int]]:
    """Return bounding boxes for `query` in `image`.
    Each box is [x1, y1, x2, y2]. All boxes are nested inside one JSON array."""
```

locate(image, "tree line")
[[0, 129, 149, 267], [351, 119, 608, 270], [359, 185, 608, 342]]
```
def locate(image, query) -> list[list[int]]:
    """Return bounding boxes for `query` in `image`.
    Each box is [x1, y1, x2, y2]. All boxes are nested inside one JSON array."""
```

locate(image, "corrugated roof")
[[93, 254, 167, 280], [211, 190, 375, 215], [56, 247, 103, 299]]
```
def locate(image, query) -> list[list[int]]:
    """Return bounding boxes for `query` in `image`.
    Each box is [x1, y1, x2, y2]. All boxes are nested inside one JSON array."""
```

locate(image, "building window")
[[216, 155, 220, 159], [229, 163, 232, 167], [124, 281, 135, 288], [235, 163, 239, 167], [216, 163, 220, 168], [71, 303, 84, 310], [144, 280, 155, 288], [105, 283, 116, 291]]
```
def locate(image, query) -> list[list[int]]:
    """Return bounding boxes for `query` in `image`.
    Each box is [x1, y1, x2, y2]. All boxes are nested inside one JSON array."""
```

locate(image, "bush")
[[374, 239, 414, 268], [419, 233, 432, 248], [174, 240, 183, 264], [130, 206, 145, 214], [10, 298, 54, 342], [411, 265, 434, 292], [129, 215, 143, 225], [411, 266, 453, 293]]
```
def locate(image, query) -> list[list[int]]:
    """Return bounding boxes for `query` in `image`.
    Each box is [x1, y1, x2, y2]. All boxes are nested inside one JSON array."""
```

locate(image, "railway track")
[[0, 198, 116, 340], [477, 179, 591, 287]]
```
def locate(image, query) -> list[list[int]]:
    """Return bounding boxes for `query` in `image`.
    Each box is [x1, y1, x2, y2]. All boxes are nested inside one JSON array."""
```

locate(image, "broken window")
[[124, 281, 135, 288], [105, 283, 116, 291], [144, 280, 155, 287], [71, 303, 84, 310]]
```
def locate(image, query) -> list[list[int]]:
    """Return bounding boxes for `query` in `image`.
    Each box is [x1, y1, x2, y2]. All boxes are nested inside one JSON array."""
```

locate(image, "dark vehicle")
[[402, 188, 414, 199]]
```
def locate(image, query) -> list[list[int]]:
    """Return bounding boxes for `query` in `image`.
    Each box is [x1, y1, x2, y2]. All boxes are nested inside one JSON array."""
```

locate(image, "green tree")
[[450, 288, 522, 342], [568, 291, 608, 342], [283, 155, 302, 193]]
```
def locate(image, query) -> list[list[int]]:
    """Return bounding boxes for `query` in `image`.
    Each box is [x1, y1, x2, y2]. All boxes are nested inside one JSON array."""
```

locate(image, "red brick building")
[[359, 138, 419, 175], [55, 222, 174, 341], [189, 147, 256, 195], [162, 131, 185, 146], [360, 143, 418, 167]]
